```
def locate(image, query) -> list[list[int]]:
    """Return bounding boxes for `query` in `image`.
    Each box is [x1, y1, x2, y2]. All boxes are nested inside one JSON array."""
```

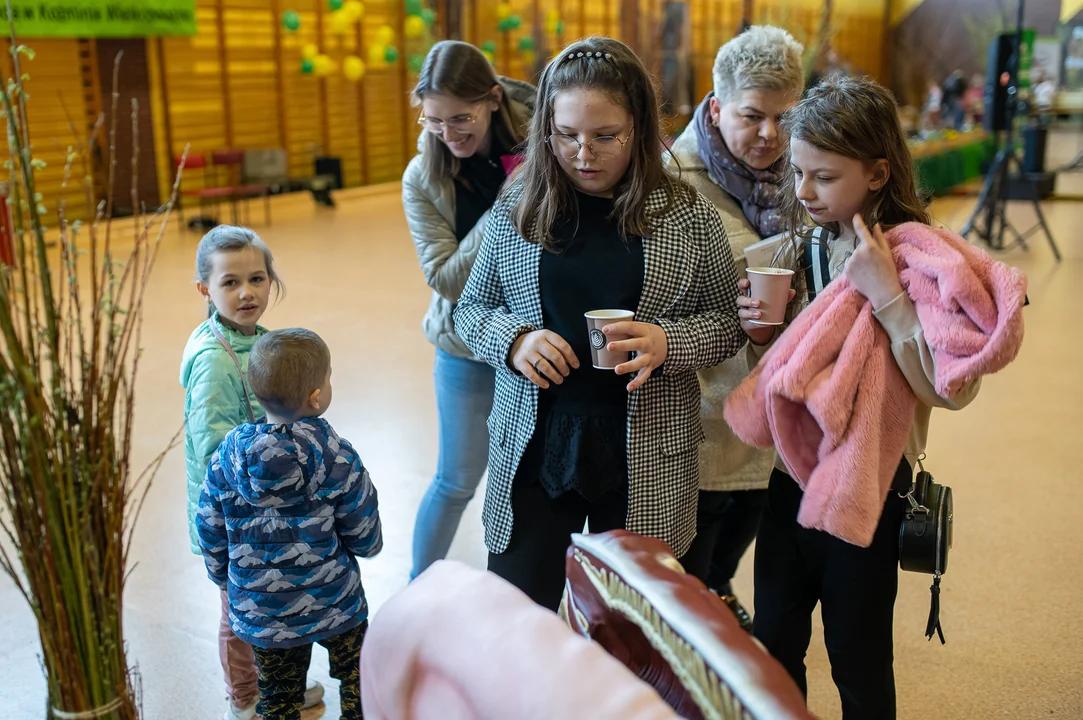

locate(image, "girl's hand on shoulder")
[[846, 215, 904, 310], [604, 322, 668, 392]]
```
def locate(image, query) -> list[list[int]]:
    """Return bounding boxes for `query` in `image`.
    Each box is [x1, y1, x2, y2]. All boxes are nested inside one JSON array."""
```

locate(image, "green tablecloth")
[[912, 138, 995, 195]]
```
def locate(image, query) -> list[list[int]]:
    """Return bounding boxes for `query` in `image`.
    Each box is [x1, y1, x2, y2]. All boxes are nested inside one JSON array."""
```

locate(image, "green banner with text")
[[8, 1, 196, 38]]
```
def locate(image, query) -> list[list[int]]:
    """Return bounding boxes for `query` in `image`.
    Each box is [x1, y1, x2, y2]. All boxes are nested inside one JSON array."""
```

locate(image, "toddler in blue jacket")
[[197, 327, 382, 720]]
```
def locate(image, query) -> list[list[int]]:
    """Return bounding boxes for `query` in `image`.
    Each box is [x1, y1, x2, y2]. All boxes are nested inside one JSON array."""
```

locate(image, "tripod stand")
[[961, 141, 1061, 261], [959, 0, 1062, 262]]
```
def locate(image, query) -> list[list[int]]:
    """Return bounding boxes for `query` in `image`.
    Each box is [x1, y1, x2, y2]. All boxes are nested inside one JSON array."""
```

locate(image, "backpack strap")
[[207, 319, 257, 424], [803, 226, 832, 303]]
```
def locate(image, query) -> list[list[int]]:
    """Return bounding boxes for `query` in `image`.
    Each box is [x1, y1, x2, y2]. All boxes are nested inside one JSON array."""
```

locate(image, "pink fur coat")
[[723, 222, 1027, 546]]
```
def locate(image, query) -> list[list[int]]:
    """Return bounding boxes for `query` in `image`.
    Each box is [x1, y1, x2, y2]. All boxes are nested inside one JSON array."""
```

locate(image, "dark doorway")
[[95, 39, 160, 216]]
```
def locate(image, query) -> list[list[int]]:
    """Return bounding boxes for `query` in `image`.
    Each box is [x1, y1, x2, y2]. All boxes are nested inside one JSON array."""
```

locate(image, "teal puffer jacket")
[[180, 314, 267, 554]]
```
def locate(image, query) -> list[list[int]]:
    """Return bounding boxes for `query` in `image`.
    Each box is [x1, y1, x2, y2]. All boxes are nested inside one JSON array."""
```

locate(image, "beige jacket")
[[402, 78, 536, 359], [664, 122, 777, 492]]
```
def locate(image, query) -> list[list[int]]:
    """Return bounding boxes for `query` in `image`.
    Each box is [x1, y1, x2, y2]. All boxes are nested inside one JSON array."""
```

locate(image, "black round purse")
[[898, 466, 953, 644]]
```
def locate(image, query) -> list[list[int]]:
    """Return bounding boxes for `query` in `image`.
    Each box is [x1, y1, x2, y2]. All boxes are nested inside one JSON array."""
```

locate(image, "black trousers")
[[753, 462, 909, 720], [252, 621, 367, 720], [487, 477, 629, 611], [680, 488, 768, 593]]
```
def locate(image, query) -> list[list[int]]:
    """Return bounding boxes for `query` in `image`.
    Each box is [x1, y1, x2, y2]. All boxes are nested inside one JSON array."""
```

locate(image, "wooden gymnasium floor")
[[1, 129, 1082, 719]]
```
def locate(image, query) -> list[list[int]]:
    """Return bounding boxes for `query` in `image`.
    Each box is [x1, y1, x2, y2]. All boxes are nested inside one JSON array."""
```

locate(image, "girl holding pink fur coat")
[[723, 76, 1026, 720]]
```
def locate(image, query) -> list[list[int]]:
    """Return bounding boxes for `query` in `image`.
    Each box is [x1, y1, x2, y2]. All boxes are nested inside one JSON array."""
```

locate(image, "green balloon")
[[497, 18, 511, 32], [408, 54, 424, 73], [421, 8, 436, 25], [404, 0, 422, 15], [329, 0, 344, 10], [282, 9, 301, 31], [507, 15, 521, 29], [481, 40, 496, 54], [384, 45, 400, 63], [300, 58, 314, 74], [518, 36, 534, 51], [555, 19, 564, 34]]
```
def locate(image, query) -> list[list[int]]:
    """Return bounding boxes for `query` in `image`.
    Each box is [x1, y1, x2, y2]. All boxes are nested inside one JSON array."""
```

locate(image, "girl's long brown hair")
[[411, 40, 529, 182], [511, 37, 694, 250], [777, 75, 931, 307]]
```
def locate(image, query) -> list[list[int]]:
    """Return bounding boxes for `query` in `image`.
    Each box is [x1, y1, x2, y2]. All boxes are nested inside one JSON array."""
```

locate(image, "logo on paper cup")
[[589, 329, 606, 350]]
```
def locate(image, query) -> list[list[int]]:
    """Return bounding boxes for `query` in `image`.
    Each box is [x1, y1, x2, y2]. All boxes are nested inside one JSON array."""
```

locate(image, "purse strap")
[[802, 226, 832, 303], [208, 319, 257, 424]]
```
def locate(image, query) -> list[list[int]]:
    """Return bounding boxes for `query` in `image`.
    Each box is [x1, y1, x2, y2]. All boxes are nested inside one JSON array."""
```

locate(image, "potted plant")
[[0, 10, 184, 718]]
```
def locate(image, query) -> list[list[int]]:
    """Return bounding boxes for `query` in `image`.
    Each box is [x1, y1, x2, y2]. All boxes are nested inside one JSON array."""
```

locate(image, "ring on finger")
[[533, 358, 546, 374]]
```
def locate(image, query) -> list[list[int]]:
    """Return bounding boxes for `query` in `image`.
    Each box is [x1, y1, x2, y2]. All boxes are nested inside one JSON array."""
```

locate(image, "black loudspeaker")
[[1021, 124, 1047, 173], [984, 33, 1016, 132]]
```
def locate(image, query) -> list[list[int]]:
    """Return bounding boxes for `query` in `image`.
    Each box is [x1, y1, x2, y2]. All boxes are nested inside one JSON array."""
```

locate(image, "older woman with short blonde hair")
[[665, 25, 804, 630]]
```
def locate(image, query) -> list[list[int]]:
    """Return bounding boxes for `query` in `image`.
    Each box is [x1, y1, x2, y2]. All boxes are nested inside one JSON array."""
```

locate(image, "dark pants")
[[681, 488, 768, 592], [487, 477, 629, 611], [252, 621, 367, 720], [753, 463, 909, 720]]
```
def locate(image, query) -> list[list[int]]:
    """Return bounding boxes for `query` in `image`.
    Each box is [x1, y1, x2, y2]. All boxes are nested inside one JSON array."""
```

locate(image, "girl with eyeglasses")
[[454, 37, 744, 610], [402, 40, 536, 581]]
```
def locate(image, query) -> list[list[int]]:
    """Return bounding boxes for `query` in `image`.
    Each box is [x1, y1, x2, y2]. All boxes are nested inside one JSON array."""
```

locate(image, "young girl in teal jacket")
[[180, 226, 322, 720]]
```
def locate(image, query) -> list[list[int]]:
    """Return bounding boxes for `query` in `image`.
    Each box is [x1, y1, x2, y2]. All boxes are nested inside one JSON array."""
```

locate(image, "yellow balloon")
[[545, 8, 559, 23], [522, 49, 536, 66], [343, 55, 365, 81], [344, 0, 364, 21], [368, 44, 386, 66], [376, 25, 395, 45], [329, 11, 350, 34], [404, 15, 425, 38], [496, 2, 511, 20], [315, 54, 336, 76], [483, 50, 495, 64], [302, 43, 319, 60]]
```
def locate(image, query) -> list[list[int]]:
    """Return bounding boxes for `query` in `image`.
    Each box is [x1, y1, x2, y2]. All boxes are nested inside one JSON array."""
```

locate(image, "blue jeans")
[[410, 349, 495, 579]]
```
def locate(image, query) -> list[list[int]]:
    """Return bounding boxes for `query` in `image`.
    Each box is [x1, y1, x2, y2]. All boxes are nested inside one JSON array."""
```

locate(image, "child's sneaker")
[[302, 679, 325, 708], [223, 699, 259, 720]]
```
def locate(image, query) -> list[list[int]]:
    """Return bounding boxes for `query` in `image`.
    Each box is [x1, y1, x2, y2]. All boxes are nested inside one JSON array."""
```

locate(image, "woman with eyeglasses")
[[453, 38, 744, 611], [403, 40, 535, 580]]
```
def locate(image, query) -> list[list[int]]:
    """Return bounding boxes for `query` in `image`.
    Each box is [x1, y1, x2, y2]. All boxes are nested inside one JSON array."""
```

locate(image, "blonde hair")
[[195, 225, 283, 318], [711, 26, 804, 105]]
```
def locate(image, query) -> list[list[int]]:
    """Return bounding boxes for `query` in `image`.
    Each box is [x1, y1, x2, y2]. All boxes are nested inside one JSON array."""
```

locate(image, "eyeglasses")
[[547, 127, 634, 159], [417, 105, 484, 135]]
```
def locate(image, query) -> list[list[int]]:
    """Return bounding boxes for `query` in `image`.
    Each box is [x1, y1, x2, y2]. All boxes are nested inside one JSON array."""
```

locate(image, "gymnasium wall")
[[11, 0, 890, 223]]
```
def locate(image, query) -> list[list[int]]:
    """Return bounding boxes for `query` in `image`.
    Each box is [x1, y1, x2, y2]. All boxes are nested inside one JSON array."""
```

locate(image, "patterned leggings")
[[252, 621, 367, 720]]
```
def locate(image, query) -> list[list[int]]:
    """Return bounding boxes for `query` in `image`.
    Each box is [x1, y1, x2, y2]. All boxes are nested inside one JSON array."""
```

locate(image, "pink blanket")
[[361, 561, 678, 719], [724, 223, 1026, 546]]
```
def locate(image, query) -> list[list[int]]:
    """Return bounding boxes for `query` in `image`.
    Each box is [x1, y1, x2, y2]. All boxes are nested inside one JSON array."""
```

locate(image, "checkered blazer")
[[453, 185, 744, 556]]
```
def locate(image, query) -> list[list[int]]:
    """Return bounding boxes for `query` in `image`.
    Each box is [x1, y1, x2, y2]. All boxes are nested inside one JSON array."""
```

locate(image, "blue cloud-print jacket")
[[197, 416, 382, 649]]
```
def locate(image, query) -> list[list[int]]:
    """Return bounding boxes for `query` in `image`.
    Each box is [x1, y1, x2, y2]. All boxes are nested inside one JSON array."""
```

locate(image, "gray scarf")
[[692, 92, 785, 237]]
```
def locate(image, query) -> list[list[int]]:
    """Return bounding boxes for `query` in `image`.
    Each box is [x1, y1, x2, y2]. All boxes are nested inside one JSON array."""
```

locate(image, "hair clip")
[[563, 50, 614, 64]]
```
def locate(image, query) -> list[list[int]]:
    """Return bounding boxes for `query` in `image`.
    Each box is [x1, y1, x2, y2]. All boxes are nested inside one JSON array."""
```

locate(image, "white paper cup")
[[746, 267, 795, 325], [584, 309, 635, 369]]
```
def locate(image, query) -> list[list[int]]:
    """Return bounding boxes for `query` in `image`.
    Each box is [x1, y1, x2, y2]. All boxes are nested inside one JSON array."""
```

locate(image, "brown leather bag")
[[562, 530, 815, 720]]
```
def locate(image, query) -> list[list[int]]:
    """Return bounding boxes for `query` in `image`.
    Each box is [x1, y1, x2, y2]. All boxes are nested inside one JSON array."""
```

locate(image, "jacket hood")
[[220, 418, 332, 508]]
